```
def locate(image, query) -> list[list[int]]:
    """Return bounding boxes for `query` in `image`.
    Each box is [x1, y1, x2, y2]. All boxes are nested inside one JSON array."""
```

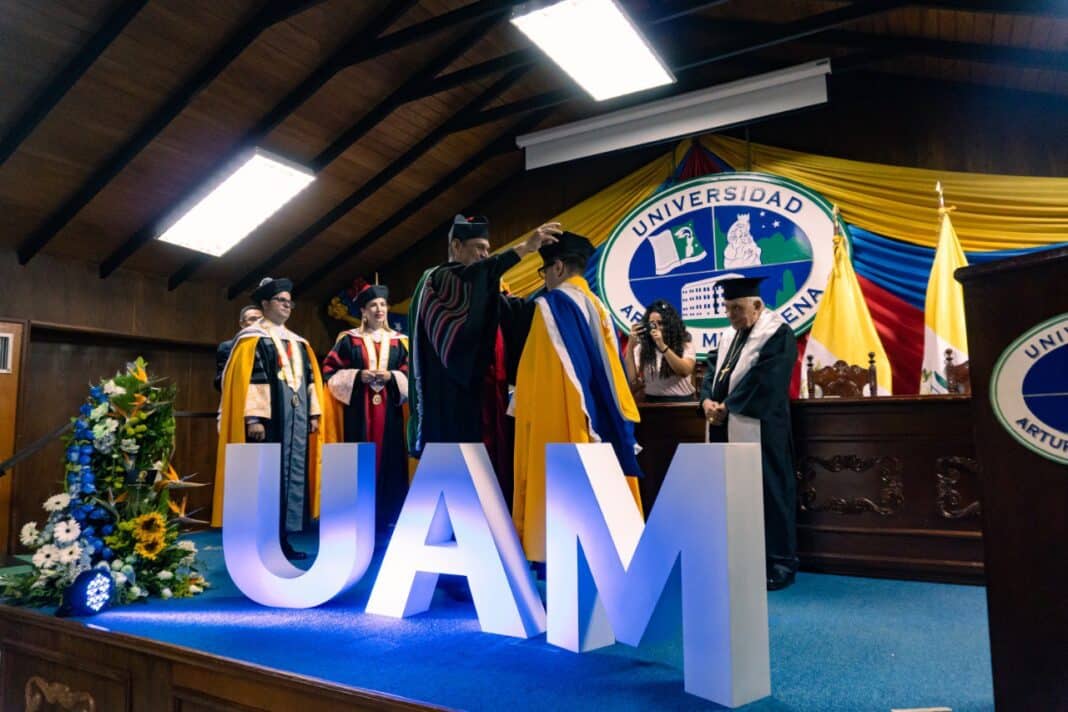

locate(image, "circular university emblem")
[[597, 172, 843, 356], [990, 312, 1068, 466]]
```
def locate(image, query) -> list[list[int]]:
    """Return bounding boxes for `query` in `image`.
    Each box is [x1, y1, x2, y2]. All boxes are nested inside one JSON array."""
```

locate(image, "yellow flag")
[[920, 208, 969, 394], [803, 227, 892, 396]]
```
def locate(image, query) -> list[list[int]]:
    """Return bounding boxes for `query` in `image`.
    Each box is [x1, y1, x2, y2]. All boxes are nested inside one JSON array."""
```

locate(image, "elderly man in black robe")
[[700, 277, 799, 590]]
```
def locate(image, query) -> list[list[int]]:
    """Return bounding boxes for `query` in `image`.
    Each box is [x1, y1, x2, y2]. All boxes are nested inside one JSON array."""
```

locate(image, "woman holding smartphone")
[[624, 299, 697, 402]]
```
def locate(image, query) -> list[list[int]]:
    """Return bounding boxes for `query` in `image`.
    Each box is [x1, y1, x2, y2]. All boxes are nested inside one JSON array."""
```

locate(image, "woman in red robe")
[[322, 284, 409, 532]]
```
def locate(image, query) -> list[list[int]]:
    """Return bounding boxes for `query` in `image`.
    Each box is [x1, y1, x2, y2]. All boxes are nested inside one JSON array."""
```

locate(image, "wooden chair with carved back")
[[944, 348, 972, 395], [806, 352, 878, 398]]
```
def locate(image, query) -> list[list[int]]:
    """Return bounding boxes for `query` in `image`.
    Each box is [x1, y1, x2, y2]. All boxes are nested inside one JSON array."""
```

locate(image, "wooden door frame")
[[0, 318, 30, 554]]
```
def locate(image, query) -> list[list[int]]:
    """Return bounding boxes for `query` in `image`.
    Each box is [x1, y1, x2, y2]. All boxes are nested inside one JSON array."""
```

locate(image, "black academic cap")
[[355, 284, 389, 311], [251, 277, 294, 303], [718, 276, 765, 300], [448, 214, 490, 242], [539, 231, 595, 266]]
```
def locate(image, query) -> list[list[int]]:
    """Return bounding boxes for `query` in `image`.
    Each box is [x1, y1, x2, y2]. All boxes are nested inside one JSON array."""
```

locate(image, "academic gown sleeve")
[[723, 326, 797, 419], [214, 339, 233, 392]]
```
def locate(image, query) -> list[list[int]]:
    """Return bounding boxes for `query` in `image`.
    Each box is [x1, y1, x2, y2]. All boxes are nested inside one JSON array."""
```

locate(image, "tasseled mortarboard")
[[251, 277, 294, 303], [448, 214, 490, 242], [718, 276, 765, 300], [538, 231, 595, 266], [355, 283, 389, 311]]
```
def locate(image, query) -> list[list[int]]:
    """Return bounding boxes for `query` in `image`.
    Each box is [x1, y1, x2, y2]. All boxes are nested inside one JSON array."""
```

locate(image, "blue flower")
[[66, 448, 80, 463], [79, 443, 94, 455], [82, 483, 97, 495], [79, 404, 92, 417], [78, 454, 91, 465], [90, 507, 109, 521], [72, 508, 88, 522], [83, 525, 96, 537], [89, 386, 105, 401], [101, 524, 115, 535], [80, 466, 93, 478], [101, 547, 114, 560], [88, 537, 103, 552]]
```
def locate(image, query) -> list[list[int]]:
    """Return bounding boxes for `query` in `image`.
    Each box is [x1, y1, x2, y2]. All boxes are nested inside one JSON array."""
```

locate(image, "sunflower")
[[134, 535, 165, 560], [132, 512, 166, 541]]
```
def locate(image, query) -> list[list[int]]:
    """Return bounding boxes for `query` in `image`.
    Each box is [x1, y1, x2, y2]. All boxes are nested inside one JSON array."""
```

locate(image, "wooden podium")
[[956, 246, 1068, 711]]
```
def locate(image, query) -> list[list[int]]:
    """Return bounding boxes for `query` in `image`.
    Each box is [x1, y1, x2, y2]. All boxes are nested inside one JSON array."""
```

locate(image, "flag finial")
[[935, 180, 945, 209]]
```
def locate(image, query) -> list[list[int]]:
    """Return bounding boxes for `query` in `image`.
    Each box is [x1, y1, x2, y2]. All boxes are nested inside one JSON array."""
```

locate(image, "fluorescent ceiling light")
[[516, 59, 831, 169], [511, 0, 674, 101], [157, 150, 315, 257]]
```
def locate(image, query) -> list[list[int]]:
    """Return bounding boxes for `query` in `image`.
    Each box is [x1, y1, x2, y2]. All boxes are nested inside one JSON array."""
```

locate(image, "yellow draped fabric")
[[513, 276, 643, 563], [700, 135, 1068, 251], [385, 136, 1067, 309], [499, 146, 686, 296], [213, 337, 325, 527]]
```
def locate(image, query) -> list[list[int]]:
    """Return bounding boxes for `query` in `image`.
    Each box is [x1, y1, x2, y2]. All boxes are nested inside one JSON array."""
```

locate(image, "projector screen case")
[[516, 60, 831, 170]]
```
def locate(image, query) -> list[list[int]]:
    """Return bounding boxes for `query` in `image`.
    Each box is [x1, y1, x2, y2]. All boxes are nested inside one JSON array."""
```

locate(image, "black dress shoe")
[[281, 538, 308, 560], [766, 569, 795, 591]]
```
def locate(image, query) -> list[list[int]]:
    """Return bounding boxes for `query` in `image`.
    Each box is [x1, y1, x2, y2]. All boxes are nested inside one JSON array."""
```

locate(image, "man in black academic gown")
[[406, 215, 558, 502], [215, 278, 323, 561], [700, 277, 799, 590], [213, 304, 263, 391]]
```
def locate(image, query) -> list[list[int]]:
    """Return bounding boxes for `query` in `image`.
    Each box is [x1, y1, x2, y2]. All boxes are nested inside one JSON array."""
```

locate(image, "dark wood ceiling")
[[1, 0, 1065, 303]]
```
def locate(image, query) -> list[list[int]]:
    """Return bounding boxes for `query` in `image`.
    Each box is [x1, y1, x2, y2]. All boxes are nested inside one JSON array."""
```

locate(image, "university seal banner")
[[990, 312, 1068, 466], [597, 172, 843, 355]]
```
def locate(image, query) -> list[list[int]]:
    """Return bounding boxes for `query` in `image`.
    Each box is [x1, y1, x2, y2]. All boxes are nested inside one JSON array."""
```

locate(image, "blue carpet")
[[60, 532, 993, 711]]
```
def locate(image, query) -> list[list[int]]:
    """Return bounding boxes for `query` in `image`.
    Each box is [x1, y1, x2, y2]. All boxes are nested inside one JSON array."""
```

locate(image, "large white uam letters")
[[365, 443, 546, 638], [545, 442, 770, 708], [222, 443, 375, 608]]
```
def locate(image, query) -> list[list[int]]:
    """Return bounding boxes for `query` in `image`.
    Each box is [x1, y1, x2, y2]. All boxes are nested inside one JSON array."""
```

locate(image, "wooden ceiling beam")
[[218, 65, 527, 297], [98, 1, 524, 279], [400, 0, 727, 105], [291, 109, 554, 298], [169, 17, 510, 293], [0, 0, 149, 167], [95, 0, 420, 279], [16, 0, 328, 267], [341, 0, 516, 67]]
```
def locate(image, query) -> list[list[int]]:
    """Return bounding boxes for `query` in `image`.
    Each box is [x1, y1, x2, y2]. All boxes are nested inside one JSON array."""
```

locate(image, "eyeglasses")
[[270, 297, 295, 308]]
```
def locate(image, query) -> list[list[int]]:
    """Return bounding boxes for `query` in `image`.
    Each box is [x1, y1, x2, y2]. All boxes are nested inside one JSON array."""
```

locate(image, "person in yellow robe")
[[512, 232, 643, 565], [215, 277, 325, 560]]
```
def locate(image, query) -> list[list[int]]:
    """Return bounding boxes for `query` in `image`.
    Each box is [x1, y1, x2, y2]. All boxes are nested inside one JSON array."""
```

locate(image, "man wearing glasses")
[[215, 277, 325, 560]]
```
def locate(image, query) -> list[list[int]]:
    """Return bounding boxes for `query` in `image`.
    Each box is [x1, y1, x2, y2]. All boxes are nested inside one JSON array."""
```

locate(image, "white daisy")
[[111, 559, 124, 571], [32, 545, 61, 569], [19, 522, 40, 546], [58, 544, 82, 564], [102, 380, 126, 396], [157, 570, 174, 581], [90, 402, 109, 420], [160, 588, 173, 599], [177, 540, 197, 552], [53, 519, 81, 544], [43, 493, 70, 513], [113, 571, 127, 585]]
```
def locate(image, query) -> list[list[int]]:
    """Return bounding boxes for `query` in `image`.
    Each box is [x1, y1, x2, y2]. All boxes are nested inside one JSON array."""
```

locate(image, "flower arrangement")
[[2, 358, 208, 608]]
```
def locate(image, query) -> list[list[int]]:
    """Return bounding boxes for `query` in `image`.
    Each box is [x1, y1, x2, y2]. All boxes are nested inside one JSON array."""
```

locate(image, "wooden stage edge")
[[0, 604, 439, 712]]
